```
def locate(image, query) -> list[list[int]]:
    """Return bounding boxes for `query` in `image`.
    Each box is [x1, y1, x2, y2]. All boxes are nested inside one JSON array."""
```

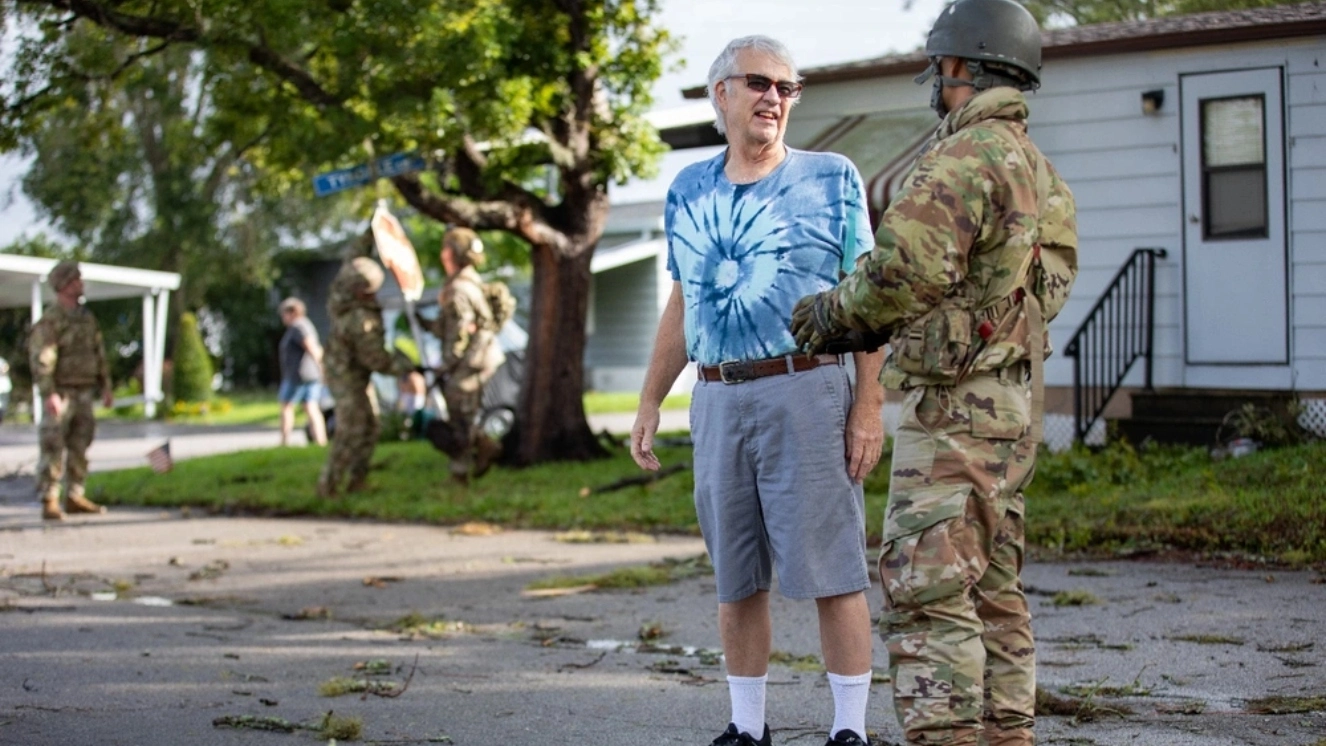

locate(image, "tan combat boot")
[[41, 497, 65, 521], [66, 493, 107, 515]]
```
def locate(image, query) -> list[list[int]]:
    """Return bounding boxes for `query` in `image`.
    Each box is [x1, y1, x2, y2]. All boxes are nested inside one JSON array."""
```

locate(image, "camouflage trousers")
[[36, 387, 98, 503], [878, 374, 1038, 746], [318, 381, 380, 495], [441, 378, 482, 478]]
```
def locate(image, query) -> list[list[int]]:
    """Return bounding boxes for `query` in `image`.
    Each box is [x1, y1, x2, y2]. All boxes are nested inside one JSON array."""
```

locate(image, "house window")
[[1201, 95, 1268, 239]]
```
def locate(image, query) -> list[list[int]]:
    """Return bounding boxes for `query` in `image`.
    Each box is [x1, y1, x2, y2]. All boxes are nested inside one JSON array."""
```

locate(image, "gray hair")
[[278, 297, 306, 317], [707, 35, 801, 136]]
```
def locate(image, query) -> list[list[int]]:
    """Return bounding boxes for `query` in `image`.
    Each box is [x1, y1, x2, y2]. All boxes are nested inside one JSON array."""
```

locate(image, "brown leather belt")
[[698, 354, 842, 384]]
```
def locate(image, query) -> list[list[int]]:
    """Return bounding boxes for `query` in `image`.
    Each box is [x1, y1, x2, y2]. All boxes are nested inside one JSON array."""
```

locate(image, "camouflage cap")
[[48, 260, 82, 291], [443, 227, 485, 268]]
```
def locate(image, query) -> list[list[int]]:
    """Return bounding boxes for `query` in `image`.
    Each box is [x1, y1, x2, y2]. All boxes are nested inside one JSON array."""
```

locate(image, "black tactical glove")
[[790, 291, 848, 355], [791, 292, 890, 355]]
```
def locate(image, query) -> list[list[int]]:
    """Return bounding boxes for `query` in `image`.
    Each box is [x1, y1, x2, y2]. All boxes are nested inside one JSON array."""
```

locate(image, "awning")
[[805, 108, 938, 223], [0, 253, 181, 420], [591, 237, 665, 274]]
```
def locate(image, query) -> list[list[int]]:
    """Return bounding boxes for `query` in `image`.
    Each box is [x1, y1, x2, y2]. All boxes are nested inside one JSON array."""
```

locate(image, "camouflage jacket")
[[28, 302, 110, 396], [324, 282, 413, 390], [830, 87, 1078, 390], [430, 266, 502, 378]]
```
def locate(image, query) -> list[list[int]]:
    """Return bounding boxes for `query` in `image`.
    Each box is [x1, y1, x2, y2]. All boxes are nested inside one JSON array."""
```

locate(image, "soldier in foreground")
[[317, 257, 415, 498], [791, 1, 1079, 743], [29, 260, 114, 521], [427, 227, 507, 485]]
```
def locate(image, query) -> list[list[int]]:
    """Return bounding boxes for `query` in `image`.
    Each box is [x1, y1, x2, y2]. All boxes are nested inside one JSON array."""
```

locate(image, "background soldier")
[[29, 260, 114, 521], [428, 227, 506, 485], [791, 1, 1078, 744], [317, 257, 415, 498]]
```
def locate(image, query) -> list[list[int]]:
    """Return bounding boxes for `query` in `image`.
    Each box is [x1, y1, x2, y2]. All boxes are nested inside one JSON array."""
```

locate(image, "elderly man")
[[791, 1, 1079, 743], [631, 35, 883, 746], [317, 257, 416, 498], [29, 260, 114, 521]]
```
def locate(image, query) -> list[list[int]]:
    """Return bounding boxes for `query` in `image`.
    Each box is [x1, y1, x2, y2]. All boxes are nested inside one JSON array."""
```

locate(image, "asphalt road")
[[1, 419, 1323, 745]]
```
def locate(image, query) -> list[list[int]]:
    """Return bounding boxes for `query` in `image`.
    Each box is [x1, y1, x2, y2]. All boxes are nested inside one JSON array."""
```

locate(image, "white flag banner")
[[371, 203, 425, 303]]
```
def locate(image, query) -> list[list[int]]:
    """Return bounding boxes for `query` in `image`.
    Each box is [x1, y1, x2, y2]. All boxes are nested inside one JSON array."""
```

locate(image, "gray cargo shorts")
[[690, 362, 870, 603]]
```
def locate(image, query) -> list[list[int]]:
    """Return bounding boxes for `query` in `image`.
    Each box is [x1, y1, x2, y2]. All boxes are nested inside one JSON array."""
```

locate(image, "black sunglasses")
[[728, 73, 803, 99]]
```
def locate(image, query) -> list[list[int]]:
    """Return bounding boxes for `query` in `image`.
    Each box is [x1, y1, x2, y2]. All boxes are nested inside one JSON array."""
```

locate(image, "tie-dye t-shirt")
[[665, 148, 874, 365]]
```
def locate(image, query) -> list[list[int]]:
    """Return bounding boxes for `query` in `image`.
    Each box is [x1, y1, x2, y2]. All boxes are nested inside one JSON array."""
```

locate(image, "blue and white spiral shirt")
[[665, 148, 874, 365]]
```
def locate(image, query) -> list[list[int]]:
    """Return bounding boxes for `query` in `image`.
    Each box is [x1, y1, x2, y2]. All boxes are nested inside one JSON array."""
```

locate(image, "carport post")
[[30, 277, 43, 426], [142, 293, 157, 418]]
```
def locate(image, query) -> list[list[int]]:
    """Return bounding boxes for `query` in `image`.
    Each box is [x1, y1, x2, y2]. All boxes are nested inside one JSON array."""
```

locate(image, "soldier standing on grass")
[[29, 259, 114, 521], [791, 0, 1079, 743], [427, 227, 506, 485], [317, 257, 415, 498]]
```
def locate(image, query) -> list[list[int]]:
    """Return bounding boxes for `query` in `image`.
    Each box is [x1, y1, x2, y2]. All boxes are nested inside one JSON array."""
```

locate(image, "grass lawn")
[[87, 435, 1326, 565]]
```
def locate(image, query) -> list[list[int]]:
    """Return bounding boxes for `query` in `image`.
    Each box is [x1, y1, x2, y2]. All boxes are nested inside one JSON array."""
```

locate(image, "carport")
[[0, 254, 180, 421]]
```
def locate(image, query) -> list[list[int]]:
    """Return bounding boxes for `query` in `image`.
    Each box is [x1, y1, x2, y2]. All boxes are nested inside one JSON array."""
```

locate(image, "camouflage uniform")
[[430, 265, 504, 481], [317, 258, 414, 497], [29, 261, 111, 519], [813, 86, 1078, 745]]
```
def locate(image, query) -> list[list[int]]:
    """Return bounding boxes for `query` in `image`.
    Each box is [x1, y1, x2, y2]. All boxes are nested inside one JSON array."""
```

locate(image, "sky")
[[0, 0, 949, 246]]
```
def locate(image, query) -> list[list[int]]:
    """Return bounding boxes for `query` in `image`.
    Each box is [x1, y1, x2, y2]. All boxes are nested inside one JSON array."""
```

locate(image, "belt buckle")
[[718, 360, 753, 384]]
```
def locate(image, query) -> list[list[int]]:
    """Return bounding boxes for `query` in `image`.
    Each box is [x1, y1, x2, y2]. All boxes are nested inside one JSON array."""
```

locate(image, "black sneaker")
[[710, 723, 772, 746], [825, 729, 870, 746]]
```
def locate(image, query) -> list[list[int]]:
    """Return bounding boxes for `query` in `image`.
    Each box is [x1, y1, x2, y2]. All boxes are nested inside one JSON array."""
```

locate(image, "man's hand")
[[44, 393, 64, 418], [101, 388, 114, 409], [630, 406, 662, 472], [844, 399, 884, 483], [790, 291, 847, 355]]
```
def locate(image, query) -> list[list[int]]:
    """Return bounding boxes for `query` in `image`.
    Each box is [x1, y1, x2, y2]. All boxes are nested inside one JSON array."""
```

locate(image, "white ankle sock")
[[827, 670, 872, 740], [727, 673, 767, 738]]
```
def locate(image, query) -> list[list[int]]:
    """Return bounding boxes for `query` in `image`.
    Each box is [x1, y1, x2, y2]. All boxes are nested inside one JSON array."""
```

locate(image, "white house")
[[588, 2, 1326, 445]]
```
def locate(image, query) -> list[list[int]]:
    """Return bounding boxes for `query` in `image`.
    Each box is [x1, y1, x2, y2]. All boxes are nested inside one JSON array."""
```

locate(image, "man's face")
[[59, 277, 84, 301], [440, 245, 458, 276], [280, 309, 295, 327], [717, 49, 795, 149]]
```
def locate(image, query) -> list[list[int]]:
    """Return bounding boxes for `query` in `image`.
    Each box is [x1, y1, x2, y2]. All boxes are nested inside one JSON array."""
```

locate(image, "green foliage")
[[172, 312, 214, 404]]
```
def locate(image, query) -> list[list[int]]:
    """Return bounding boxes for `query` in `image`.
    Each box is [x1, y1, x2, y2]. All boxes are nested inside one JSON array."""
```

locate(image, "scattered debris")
[[188, 560, 230, 581], [1243, 695, 1326, 715], [551, 530, 656, 544], [591, 462, 688, 494], [283, 606, 332, 621], [363, 576, 403, 588], [450, 522, 502, 536], [1166, 634, 1245, 646], [1066, 568, 1114, 577], [212, 714, 299, 733], [1035, 687, 1133, 723], [353, 659, 394, 676], [1256, 641, 1314, 653], [521, 584, 598, 598], [1050, 590, 1101, 607], [319, 676, 401, 698], [1156, 700, 1206, 715], [768, 650, 823, 673], [318, 711, 363, 740], [558, 651, 607, 671]]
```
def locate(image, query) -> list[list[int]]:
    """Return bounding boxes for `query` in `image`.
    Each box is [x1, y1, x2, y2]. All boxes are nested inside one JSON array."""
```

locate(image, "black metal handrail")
[[1064, 248, 1167, 443]]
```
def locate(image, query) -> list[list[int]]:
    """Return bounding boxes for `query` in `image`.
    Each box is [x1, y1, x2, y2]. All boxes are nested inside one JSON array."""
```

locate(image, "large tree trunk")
[[506, 237, 607, 465]]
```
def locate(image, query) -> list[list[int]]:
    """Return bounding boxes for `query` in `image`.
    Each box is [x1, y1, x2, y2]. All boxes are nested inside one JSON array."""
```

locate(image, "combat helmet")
[[922, 0, 1042, 91], [442, 227, 485, 269], [335, 257, 386, 295], [47, 260, 82, 291]]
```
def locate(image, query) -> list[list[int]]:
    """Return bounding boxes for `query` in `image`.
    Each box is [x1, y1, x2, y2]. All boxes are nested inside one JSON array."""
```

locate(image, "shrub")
[[173, 312, 214, 404]]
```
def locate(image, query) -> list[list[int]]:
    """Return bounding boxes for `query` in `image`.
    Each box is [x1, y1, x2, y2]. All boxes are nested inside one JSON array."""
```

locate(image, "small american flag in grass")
[[146, 440, 173, 474]]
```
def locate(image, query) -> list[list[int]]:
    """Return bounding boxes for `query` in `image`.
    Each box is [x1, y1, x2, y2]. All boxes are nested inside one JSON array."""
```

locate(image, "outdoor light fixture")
[[1141, 89, 1165, 115]]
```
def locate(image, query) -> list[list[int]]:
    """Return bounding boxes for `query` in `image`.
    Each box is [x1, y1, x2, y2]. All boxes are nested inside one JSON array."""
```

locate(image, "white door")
[[1181, 68, 1288, 365]]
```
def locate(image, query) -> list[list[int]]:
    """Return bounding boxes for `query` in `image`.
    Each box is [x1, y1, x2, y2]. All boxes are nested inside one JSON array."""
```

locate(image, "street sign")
[[313, 152, 427, 197]]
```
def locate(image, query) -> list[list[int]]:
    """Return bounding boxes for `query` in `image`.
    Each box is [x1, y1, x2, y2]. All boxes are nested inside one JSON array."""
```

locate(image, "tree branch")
[[38, 0, 345, 108], [391, 174, 570, 254]]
